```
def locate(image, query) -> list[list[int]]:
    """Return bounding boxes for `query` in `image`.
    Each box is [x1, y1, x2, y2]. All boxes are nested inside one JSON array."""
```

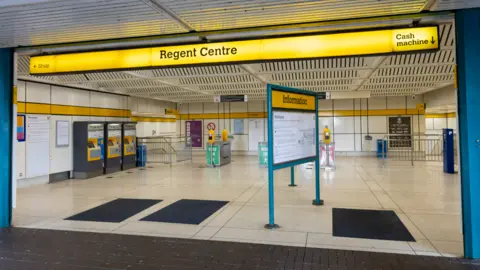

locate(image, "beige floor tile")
[[36, 219, 122, 232], [408, 240, 437, 252], [212, 227, 307, 244], [204, 204, 243, 227], [193, 226, 221, 239], [115, 221, 203, 238], [415, 251, 442, 257], [307, 233, 413, 251], [431, 240, 464, 257], [407, 213, 463, 242]]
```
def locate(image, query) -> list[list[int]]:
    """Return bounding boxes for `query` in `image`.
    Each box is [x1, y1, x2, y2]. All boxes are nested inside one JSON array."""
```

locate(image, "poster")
[[27, 115, 50, 143], [26, 115, 50, 178], [56, 120, 69, 147], [234, 119, 244, 134], [186, 120, 202, 148], [388, 116, 412, 147], [16, 115, 25, 142], [272, 111, 316, 164]]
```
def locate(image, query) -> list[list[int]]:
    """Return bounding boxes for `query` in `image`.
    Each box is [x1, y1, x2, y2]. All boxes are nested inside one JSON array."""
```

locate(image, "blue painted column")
[[0, 48, 13, 228], [456, 9, 480, 259]]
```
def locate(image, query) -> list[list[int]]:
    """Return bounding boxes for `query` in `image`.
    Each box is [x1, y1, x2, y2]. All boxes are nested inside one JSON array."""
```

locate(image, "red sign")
[[206, 122, 216, 131]]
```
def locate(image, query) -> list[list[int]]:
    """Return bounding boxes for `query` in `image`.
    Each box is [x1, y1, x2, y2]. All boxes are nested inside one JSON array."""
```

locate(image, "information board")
[[272, 111, 316, 164], [388, 116, 412, 147]]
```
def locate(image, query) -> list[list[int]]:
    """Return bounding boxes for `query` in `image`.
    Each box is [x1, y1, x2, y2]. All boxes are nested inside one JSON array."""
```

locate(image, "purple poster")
[[186, 120, 202, 147]]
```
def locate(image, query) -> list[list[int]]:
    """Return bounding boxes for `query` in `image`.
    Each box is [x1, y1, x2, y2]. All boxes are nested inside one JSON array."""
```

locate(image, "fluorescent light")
[[17, 36, 202, 55], [206, 19, 413, 41]]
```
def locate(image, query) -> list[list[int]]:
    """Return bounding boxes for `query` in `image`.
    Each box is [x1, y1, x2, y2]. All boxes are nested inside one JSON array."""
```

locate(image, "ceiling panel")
[[0, 0, 187, 47], [2, 0, 473, 48], [161, 0, 427, 31], [431, 0, 480, 10]]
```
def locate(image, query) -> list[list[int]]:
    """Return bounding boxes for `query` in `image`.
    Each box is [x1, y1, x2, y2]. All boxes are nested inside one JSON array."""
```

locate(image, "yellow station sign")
[[271, 90, 316, 111], [30, 26, 438, 75]]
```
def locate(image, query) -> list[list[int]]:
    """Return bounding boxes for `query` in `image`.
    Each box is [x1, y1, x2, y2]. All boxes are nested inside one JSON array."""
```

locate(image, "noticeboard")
[[270, 89, 317, 165], [388, 116, 412, 147], [272, 111, 316, 164]]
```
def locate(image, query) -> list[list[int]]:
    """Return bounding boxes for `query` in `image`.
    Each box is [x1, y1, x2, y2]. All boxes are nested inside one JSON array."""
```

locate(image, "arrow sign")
[[431, 36, 436, 44]]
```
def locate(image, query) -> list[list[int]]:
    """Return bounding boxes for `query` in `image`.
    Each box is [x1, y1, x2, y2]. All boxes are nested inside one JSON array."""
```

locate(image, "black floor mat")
[[141, 199, 229, 225], [332, 208, 415, 242], [65, 198, 162, 223]]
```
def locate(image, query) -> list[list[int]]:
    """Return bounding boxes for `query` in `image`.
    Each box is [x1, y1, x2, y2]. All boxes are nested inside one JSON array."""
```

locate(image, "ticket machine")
[[122, 122, 137, 170], [104, 122, 122, 174], [73, 122, 104, 179]]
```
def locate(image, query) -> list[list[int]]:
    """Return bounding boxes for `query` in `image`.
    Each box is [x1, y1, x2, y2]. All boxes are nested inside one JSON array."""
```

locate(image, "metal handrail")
[[382, 133, 443, 167]]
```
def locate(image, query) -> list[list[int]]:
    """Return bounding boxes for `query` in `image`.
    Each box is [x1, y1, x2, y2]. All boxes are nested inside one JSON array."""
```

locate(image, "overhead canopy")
[[30, 26, 439, 75]]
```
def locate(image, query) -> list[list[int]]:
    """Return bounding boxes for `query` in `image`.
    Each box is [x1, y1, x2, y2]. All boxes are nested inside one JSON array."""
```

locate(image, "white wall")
[[16, 80, 130, 185], [424, 84, 456, 109], [425, 115, 457, 134], [319, 96, 426, 152], [130, 97, 176, 115], [177, 96, 425, 153], [136, 121, 177, 137], [177, 101, 266, 152], [176, 96, 425, 153], [130, 97, 177, 137]]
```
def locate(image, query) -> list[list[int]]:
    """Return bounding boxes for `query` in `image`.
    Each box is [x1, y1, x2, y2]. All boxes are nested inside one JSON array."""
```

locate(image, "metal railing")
[[137, 135, 192, 166], [382, 133, 444, 166]]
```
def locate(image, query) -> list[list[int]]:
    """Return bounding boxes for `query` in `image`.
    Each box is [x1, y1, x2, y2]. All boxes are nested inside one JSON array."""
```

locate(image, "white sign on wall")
[[26, 115, 50, 178], [272, 111, 316, 164], [56, 120, 70, 147]]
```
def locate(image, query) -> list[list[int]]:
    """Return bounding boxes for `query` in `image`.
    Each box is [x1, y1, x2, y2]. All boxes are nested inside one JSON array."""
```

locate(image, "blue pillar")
[[0, 48, 13, 228], [456, 9, 480, 259]]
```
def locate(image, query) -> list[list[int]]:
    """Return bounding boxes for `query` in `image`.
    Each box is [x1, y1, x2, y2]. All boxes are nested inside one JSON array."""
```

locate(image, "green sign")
[[258, 142, 268, 167], [206, 144, 220, 166]]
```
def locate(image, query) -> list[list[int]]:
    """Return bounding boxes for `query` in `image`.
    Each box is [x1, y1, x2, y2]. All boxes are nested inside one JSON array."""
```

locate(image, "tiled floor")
[[13, 156, 464, 257]]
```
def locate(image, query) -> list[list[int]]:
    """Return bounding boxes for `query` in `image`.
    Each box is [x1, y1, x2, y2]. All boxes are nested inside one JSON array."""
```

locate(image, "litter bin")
[[376, 139, 387, 158], [137, 144, 147, 167]]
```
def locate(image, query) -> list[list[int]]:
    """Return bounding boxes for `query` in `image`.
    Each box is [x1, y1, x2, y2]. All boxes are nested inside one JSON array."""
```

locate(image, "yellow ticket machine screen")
[[87, 138, 101, 161], [124, 135, 136, 156]]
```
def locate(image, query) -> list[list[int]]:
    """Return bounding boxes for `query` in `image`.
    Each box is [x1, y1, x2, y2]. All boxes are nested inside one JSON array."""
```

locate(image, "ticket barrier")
[[320, 142, 336, 170], [73, 122, 104, 179], [104, 122, 122, 174], [122, 122, 137, 170]]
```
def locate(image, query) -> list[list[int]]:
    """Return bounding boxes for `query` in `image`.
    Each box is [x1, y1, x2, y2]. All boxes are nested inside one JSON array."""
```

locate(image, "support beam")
[[122, 71, 209, 96], [0, 48, 13, 227], [456, 8, 480, 259], [142, 0, 196, 32], [354, 56, 388, 91], [239, 64, 269, 84]]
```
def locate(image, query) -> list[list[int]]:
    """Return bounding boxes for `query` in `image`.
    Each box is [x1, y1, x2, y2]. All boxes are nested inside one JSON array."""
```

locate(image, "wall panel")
[[333, 117, 354, 134], [50, 115, 73, 174], [387, 96, 406, 109], [17, 80, 26, 102], [334, 134, 355, 151], [26, 82, 51, 104], [368, 97, 387, 110]]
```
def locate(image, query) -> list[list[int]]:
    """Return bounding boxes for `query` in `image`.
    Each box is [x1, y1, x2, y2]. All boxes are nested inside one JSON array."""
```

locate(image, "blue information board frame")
[[265, 84, 323, 229]]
